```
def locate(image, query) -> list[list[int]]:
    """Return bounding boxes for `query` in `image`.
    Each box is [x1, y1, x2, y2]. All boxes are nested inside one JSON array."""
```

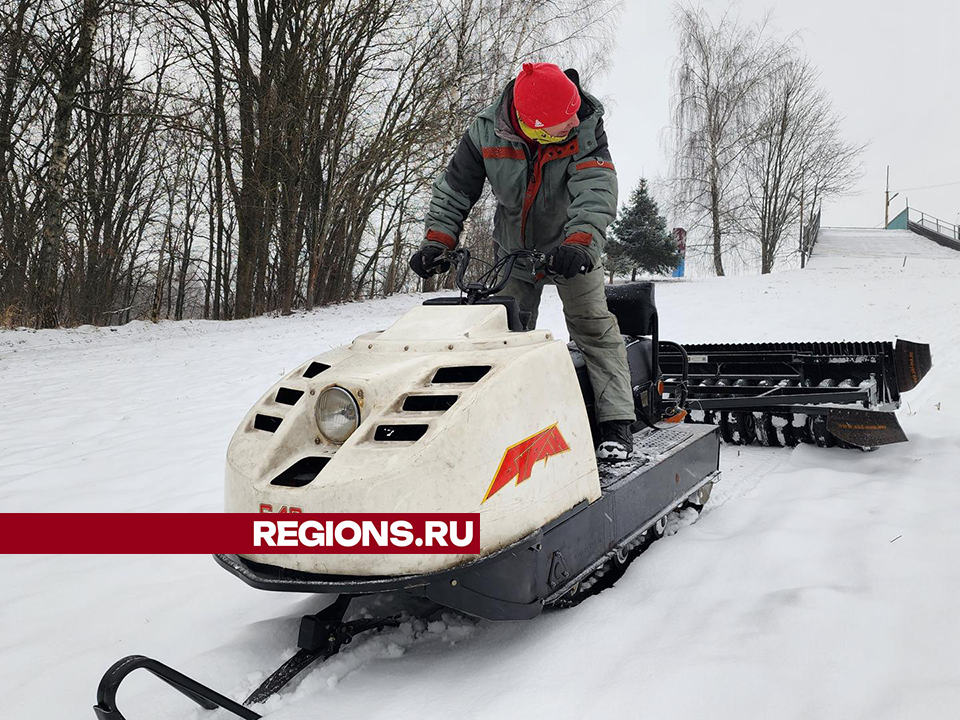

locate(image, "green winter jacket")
[[423, 69, 618, 281]]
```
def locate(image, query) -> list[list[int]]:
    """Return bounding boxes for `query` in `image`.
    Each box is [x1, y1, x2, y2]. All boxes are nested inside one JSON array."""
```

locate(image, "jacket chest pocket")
[[482, 147, 527, 210], [539, 159, 573, 213]]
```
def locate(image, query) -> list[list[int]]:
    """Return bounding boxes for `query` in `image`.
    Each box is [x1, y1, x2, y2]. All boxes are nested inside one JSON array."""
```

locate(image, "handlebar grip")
[[543, 255, 590, 278]]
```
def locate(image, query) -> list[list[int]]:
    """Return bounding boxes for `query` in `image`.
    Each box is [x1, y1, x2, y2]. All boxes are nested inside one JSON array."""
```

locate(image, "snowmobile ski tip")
[[93, 595, 410, 719], [93, 655, 261, 720]]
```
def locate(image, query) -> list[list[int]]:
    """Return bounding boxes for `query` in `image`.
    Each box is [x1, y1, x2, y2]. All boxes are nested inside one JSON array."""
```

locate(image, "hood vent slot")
[[432, 366, 490, 383], [402, 395, 458, 411], [276, 387, 304, 405], [303, 361, 330, 379], [375, 424, 428, 442], [254, 414, 282, 432], [271, 456, 330, 487]]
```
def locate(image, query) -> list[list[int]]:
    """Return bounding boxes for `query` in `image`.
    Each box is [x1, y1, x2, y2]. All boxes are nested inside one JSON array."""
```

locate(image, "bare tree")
[[0, 0, 619, 327], [0, 1, 50, 321], [740, 56, 863, 272], [34, 0, 105, 328], [668, 4, 789, 276]]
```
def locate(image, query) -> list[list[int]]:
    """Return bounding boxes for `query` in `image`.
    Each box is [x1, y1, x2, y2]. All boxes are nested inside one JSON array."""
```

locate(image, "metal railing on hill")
[[912, 210, 959, 242], [800, 207, 821, 267], [888, 207, 960, 251]]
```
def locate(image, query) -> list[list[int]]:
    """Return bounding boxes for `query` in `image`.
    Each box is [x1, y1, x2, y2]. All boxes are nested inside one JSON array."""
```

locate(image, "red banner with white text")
[[0, 513, 480, 554]]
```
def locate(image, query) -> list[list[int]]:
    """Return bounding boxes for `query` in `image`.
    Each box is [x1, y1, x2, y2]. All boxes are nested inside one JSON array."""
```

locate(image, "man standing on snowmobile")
[[410, 62, 636, 461]]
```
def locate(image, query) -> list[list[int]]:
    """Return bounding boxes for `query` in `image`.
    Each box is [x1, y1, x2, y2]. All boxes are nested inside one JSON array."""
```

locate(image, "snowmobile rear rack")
[[93, 594, 405, 720]]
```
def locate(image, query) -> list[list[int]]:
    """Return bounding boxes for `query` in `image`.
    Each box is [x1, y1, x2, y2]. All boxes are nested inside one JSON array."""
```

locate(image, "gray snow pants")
[[502, 268, 636, 424]]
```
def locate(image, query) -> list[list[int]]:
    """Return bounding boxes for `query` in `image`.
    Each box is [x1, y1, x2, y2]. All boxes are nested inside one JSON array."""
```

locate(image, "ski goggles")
[[517, 110, 570, 145]]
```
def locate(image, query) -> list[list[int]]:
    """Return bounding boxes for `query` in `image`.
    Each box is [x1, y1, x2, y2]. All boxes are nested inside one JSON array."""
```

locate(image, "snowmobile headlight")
[[315, 386, 361, 444]]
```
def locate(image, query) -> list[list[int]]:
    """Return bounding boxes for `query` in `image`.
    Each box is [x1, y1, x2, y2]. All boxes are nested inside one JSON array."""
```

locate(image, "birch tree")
[[668, 5, 788, 276]]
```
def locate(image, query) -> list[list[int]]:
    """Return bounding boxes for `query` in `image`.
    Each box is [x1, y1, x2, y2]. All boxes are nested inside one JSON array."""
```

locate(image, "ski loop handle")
[[93, 654, 261, 720]]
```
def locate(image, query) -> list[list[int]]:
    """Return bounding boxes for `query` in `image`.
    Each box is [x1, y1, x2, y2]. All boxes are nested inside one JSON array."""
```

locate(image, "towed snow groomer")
[[661, 339, 932, 448]]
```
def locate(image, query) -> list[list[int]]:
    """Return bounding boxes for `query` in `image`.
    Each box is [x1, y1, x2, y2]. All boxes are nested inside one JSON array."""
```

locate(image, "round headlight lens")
[[315, 386, 360, 444]]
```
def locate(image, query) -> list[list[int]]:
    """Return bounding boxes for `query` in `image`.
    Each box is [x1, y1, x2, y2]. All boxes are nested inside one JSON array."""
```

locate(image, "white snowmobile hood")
[[225, 303, 601, 576]]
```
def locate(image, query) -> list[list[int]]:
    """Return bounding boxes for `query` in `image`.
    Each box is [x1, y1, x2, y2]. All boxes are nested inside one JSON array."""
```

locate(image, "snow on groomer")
[[410, 62, 636, 461]]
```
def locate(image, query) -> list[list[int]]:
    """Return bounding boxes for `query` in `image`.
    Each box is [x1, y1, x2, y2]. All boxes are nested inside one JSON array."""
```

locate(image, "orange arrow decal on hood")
[[483, 424, 571, 503]]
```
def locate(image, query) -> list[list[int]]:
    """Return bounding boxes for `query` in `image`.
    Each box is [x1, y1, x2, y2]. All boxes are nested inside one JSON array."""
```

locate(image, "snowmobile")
[[93, 248, 930, 719], [93, 248, 719, 719]]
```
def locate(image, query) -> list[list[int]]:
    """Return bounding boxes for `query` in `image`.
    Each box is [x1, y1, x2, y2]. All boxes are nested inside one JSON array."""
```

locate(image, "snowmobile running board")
[[659, 339, 932, 448]]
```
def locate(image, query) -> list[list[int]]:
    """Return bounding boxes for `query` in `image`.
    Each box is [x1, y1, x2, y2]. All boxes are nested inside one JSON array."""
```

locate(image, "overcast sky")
[[592, 0, 960, 230]]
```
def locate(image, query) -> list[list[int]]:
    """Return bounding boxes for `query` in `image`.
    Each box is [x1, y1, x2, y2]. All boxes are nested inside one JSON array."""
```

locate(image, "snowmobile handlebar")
[[442, 247, 547, 304]]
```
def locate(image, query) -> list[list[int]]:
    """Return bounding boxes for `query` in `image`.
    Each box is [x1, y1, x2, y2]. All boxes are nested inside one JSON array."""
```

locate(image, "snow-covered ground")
[[2, 241, 960, 720]]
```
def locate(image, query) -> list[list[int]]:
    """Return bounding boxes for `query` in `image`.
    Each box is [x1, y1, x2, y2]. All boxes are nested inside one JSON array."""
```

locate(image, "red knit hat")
[[513, 63, 581, 129]]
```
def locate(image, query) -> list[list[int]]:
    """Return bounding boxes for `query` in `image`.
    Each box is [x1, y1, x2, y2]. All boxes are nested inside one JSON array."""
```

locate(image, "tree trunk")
[[0, 1, 31, 314], [35, 0, 102, 328], [709, 163, 725, 277]]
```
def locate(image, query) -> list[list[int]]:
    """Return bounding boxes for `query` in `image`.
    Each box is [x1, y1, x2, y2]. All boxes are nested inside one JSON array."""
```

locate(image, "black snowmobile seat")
[[604, 282, 656, 337]]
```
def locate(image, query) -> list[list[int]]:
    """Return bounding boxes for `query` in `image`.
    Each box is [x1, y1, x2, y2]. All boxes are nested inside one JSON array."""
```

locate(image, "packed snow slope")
[[2, 248, 960, 720], [808, 226, 960, 270]]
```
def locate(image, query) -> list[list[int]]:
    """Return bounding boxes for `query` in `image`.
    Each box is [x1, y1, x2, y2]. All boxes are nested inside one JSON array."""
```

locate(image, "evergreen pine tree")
[[606, 179, 680, 280]]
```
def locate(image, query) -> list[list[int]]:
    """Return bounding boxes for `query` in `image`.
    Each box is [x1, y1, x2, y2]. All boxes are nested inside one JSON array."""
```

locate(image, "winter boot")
[[596, 420, 634, 462]]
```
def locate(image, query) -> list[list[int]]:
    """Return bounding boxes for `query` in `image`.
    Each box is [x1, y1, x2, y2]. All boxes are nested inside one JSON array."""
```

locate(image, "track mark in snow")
[[243, 613, 478, 718], [705, 445, 795, 516]]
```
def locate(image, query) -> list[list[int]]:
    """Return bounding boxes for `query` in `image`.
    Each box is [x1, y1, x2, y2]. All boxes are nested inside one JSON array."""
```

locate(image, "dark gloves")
[[546, 243, 592, 279], [410, 246, 451, 279]]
